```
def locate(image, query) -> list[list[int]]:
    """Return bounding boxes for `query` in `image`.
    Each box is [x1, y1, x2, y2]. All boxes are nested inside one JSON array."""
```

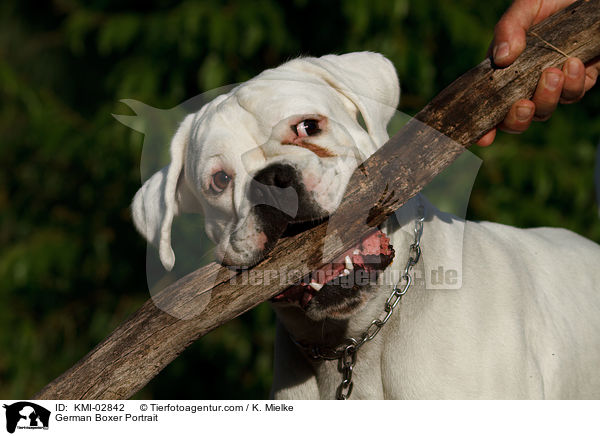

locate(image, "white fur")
[[271, 197, 600, 399], [596, 143, 600, 216], [132, 52, 399, 268], [131, 52, 600, 399]]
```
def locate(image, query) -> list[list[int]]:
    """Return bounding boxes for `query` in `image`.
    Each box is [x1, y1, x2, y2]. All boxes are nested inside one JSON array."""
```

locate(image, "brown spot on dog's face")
[[283, 141, 336, 158]]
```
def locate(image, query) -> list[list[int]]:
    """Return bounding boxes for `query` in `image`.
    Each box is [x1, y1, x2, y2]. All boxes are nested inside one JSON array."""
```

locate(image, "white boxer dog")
[[132, 52, 600, 399]]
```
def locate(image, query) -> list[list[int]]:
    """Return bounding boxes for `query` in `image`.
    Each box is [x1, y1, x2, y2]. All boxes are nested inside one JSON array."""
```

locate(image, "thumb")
[[491, 0, 541, 67]]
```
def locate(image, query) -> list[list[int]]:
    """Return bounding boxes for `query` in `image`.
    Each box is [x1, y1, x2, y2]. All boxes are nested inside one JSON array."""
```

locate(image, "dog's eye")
[[293, 119, 321, 138], [210, 171, 231, 194]]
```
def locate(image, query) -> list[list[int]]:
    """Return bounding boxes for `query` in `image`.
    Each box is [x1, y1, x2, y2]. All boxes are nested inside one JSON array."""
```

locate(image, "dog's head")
[[132, 52, 399, 288]]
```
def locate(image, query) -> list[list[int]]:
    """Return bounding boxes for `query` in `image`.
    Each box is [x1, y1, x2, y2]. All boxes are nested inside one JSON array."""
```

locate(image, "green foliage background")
[[1, 0, 598, 399]]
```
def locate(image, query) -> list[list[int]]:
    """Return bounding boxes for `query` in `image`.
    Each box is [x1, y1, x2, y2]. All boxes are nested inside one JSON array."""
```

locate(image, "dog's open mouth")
[[280, 216, 329, 238], [271, 230, 395, 309]]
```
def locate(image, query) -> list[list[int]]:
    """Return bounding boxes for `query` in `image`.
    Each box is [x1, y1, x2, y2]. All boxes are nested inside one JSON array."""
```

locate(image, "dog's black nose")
[[249, 163, 299, 219], [253, 162, 296, 189]]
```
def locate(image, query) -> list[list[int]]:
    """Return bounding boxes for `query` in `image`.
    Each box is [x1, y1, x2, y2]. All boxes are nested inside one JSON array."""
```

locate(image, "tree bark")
[[33, 0, 600, 400]]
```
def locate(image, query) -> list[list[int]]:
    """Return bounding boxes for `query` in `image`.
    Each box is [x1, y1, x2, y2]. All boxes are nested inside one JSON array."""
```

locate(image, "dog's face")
[[132, 52, 399, 317]]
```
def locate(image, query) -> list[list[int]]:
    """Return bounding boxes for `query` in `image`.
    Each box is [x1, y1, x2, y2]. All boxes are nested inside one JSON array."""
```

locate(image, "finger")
[[499, 99, 535, 133], [584, 59, 600, 92], [490, 0, 577, 67], [476, 129, 497, 147], [560, 58, 586, 103], [532, 68, 564, 121], [491, 0, 540, 67]]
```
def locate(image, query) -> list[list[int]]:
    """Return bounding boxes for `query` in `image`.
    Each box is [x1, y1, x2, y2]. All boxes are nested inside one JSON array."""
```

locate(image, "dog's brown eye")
[[210, 171, 231, 194], [293, 119, 321, 138]]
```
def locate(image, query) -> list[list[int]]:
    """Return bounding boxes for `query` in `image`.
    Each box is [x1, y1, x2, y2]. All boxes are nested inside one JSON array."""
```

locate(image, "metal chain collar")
[[291, 204, 425, 400]]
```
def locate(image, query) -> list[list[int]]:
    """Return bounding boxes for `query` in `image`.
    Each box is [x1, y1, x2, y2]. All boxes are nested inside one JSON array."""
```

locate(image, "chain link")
[[336, 338, 357, 400], [291, 203, 425, 400]]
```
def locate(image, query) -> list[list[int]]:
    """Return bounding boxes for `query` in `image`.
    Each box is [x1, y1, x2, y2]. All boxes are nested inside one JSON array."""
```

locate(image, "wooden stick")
[[33, 0, 600, 400]]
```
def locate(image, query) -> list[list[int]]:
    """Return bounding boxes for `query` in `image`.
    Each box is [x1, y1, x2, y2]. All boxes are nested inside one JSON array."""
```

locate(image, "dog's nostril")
[[249, 163, 299, 218], [273, 171, 293, 188], [254, 163, 296, 189]]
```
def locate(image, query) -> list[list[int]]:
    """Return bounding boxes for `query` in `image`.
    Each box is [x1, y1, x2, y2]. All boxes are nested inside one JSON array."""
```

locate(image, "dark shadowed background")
[[1, 0, 598, 399]]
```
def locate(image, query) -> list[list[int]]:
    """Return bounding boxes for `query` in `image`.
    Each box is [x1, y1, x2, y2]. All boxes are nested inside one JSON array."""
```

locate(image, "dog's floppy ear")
[[289, 52, 400, 147], [132, 113, 197, 271]]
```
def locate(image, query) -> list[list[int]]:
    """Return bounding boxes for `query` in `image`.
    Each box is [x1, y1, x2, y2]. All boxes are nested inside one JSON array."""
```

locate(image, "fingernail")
[[566, 59, 581, 78], [493, 42, 510, 63], [516, 105, 532, 122], [545, 71, 561, 90]]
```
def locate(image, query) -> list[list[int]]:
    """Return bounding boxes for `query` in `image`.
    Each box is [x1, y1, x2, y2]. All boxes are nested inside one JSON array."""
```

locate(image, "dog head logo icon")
[[3, 402, 50, 434]]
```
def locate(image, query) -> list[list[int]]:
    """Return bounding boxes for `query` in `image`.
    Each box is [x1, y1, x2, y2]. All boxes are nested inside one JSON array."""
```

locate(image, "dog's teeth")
[[340, 269, 350, 277], [309, 282, 323, 291], [353, 249, 360, 255], [345, 256, 353, 271]]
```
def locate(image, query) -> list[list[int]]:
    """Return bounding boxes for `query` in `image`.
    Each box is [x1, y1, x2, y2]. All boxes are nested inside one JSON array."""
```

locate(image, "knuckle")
[[560, 87, 585, 104], [532, 93, 559, 107], [559, 96, 582, 105], [493, 20, 506, 34], [533, 113, 551, 122]]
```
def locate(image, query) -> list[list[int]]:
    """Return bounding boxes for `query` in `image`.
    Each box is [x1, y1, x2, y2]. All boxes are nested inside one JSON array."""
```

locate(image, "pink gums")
[[271, 230, 394, 308]]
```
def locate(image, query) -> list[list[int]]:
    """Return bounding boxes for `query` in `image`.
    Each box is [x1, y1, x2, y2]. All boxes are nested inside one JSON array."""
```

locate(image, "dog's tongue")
[[272, 230, 394, 308]]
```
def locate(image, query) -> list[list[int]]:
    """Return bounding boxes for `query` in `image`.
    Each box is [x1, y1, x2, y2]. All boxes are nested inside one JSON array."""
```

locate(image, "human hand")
[[476, 0, 600, 146]]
